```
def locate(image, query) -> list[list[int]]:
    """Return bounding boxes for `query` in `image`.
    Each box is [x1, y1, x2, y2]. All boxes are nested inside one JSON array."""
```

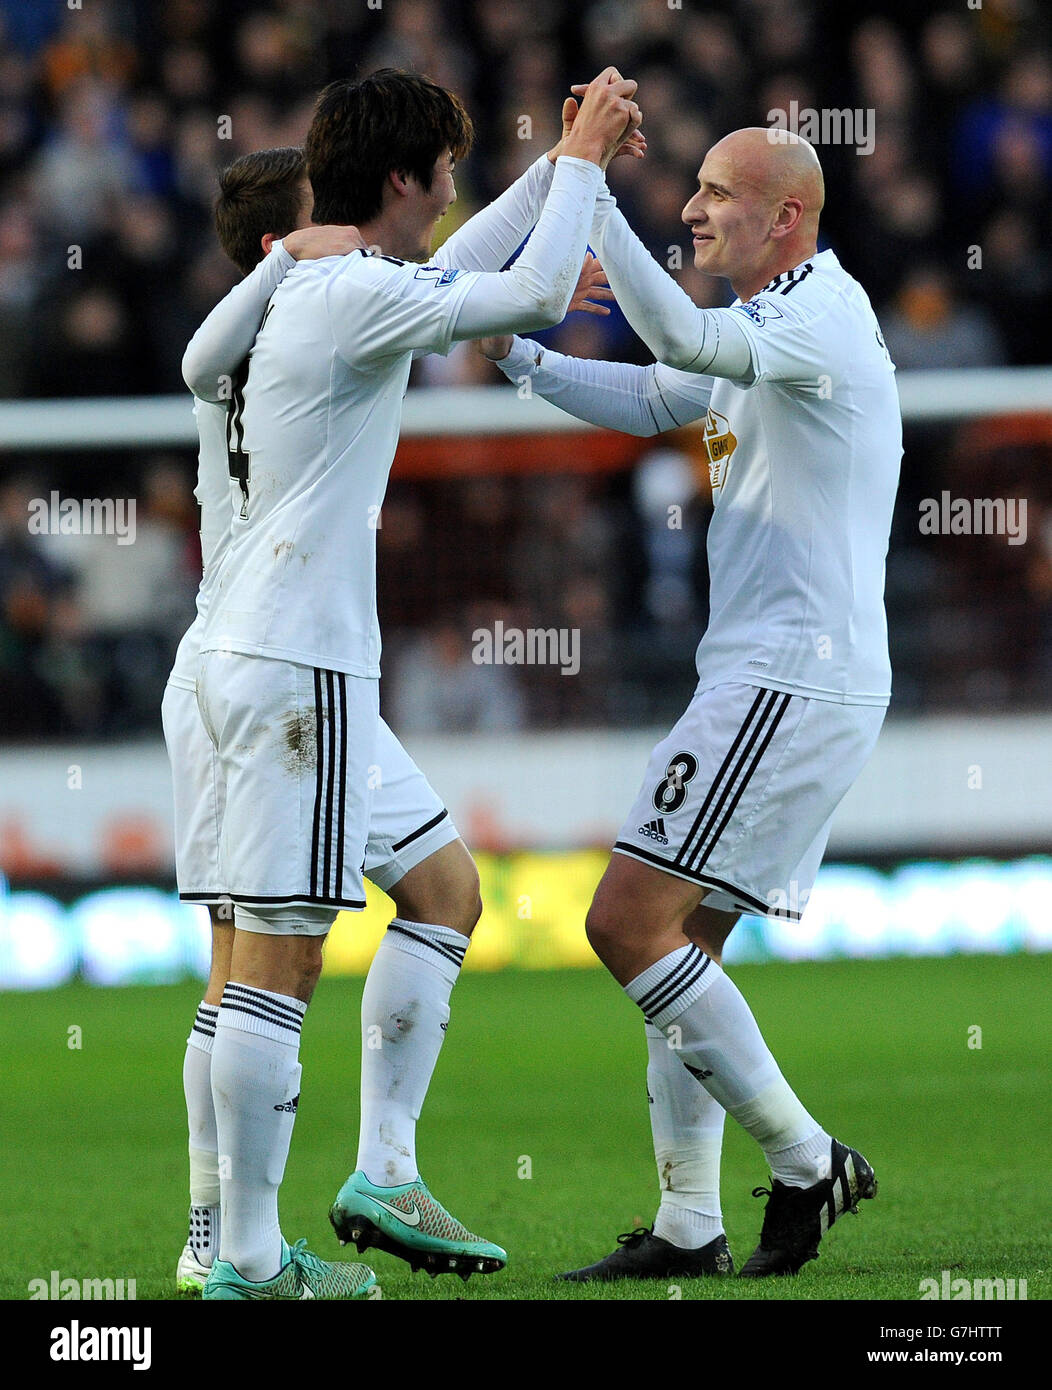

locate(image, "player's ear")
[[388, 168, 411, 197], [771, 198, 803, 239], [261, 232, 275, 255]]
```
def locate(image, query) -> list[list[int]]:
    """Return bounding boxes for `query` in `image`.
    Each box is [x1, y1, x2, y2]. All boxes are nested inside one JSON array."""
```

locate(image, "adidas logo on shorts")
[[638, 817, 669, 845]]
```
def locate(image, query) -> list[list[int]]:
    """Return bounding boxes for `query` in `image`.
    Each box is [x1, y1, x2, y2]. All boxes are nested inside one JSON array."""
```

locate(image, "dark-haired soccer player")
[[163, 146, 372, 1297], [185, 68, 641, 1300], [175, 129, 615, 1298]]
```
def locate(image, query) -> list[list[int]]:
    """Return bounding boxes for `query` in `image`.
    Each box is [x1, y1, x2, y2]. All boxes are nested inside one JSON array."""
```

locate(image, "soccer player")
[[163, 146, 371, 1296], [177, 124, 621, 1297], [478, 125, 902, 1279], [187, 67, 640, 1300]]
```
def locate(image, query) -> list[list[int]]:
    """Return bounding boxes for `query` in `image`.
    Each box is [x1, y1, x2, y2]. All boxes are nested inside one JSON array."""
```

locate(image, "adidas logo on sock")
[[638, 817, 669, 845], [273, 1093, 300, 1113]]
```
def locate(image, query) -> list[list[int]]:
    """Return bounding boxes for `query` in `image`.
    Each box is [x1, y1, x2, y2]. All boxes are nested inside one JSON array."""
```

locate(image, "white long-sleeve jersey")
[[502, 216, 903, 706], [170, 151, 594, 688], [168, 241, 296, 689], [198, 154, 604, 677], [498, 334, 715, 436]]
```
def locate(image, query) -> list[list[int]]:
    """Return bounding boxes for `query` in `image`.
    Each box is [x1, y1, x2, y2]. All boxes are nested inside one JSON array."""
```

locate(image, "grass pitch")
[[3, 954, 1049, 1302]]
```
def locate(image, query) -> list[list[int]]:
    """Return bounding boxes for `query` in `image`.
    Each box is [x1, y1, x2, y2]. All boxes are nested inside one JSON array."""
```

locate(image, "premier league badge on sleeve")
[[413, 265, 461, 286], [734, 298, 783, 326]]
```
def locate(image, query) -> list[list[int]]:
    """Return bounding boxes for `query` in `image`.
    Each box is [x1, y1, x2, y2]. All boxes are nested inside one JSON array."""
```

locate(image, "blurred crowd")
[[1, 0, 1050, 737]]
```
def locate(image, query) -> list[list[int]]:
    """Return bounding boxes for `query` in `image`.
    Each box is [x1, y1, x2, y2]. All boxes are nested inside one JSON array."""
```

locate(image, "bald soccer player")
[[479, 126, 901, 1281]]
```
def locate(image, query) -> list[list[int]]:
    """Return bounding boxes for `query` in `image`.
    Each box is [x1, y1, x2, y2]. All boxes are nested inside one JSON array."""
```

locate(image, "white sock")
[[183, 1001, 221, 1263], [764, 1130, 835, 1187], [644, 1021, 726, 1248], [211, 982, 306, 1281], [626, 945, 831, 1187], [356, 919, 469, 1188]]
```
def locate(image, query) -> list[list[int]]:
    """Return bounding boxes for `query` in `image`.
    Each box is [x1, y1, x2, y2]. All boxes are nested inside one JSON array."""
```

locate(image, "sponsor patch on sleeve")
[[413, 265, 461, 286], [734, 298, 783, 326]]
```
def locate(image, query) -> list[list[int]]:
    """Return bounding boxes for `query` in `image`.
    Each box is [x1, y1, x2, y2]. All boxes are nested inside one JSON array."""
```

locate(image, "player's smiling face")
[[409, 149, 457, 259], [682, 149, 775, 289]]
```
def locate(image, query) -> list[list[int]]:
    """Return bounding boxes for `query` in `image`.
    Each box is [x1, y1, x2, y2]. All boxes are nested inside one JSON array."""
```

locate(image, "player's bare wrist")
[[560, 140, 605, 167]]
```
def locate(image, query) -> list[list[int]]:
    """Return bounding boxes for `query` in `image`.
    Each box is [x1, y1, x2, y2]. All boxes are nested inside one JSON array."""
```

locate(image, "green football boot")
[[202, 1237, 377, 1300], [175, 1242, 211, 1296], [329, 1171, 507, 1280]]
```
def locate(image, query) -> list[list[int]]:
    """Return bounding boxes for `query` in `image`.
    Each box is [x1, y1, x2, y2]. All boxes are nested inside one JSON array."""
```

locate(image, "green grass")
[[4, 955, 1050, 1301]]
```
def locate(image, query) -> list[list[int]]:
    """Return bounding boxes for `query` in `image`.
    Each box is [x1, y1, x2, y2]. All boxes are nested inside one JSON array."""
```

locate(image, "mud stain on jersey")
[[279, 708, 316, 777]]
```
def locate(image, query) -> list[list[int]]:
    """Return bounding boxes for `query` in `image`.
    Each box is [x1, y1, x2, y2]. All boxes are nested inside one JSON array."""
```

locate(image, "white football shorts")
[[179, 649, 457, 917], [162, 676, 226, 905], [613, 682, 885, 920]]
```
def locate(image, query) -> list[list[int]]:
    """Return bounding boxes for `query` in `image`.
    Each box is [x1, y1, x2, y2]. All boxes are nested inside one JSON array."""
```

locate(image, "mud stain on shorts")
[[279, 707, 317, 777]]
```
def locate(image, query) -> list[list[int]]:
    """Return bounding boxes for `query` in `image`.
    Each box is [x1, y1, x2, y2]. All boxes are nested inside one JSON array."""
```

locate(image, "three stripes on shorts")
[[311, 668, 352, 905], [672, 688, 792, 876]]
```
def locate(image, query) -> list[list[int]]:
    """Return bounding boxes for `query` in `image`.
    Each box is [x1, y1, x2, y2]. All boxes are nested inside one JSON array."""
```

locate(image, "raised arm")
[[181, 242, 296, 402], [593, 205, 756, 379], [448, 72, 643, 337], [332, 72, 642, 363], [448, 157, 605, 337], [430, 154, 557, 274], [431, 97, 645, 274], [332, 157, 605, 362], [182, 226, 366, 401], [490, 336, 713, 436]]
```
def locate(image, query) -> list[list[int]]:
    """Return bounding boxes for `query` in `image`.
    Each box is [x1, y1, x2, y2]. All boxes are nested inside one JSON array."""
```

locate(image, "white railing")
[[1, 366, 1050, 449]]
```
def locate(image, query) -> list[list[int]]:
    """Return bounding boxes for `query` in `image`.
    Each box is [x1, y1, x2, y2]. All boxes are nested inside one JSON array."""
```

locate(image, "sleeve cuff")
[[270, 238, 295, 270], [554, 155, 604, 186], [497, 336, 543, 378]]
